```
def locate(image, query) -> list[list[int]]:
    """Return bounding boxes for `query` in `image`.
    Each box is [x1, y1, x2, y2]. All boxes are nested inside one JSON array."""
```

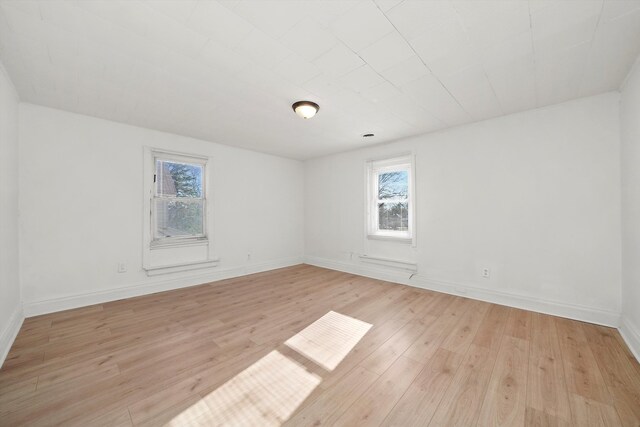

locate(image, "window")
[[367, 155, 414, 242], [152, 152, 207, 245]]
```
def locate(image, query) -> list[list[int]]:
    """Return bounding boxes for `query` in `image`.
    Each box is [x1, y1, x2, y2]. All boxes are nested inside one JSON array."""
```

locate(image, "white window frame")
[[366, 154, 416, 244], [150, 150, 209, 248]]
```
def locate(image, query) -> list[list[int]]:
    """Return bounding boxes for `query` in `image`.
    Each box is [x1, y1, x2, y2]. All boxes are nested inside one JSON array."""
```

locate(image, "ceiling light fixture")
[[292, 101, 319, 119]]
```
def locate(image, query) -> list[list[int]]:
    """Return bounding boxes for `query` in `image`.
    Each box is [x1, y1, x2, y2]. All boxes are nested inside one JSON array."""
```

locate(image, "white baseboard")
[[304, 256, 621, 328], [619, 317, 640, 363], [0, 303, 24, 368], [23, 256, 303, 317]]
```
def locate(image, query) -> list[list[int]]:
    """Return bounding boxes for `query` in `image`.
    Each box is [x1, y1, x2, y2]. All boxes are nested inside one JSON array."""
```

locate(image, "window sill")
[[367, 234, 413, 244], [150, 238, 208, 250], [144, 258, 220, 276]]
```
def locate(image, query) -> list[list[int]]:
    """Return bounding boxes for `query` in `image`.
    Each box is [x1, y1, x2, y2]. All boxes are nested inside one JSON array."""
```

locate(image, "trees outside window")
[[153, 154, 206, 243], [367, 156, 414, 242]]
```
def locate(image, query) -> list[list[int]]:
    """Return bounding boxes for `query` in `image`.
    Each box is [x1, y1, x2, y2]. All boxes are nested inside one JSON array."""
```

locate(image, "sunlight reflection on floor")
[[169, 351, 320, 426], [166, 398, 212, 426], [285, 311, 372, 371], [167, 311, 371, 426]]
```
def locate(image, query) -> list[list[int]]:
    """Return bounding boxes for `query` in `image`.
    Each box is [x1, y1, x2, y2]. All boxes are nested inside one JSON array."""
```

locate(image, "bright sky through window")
[[367, 155, 414, 241]]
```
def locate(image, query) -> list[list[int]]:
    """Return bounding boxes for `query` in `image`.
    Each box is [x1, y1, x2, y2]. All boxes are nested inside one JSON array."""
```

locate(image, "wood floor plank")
[[524, 406, 572, 427], [1, 265, 639, 426], [381, 348, 464, 426], [1, 348, 44, 371], [477, 336, 529, 426], [555, 318, 614, 405], [83, 407, 133, 427], [0, 377, 37, 406], [440, 299, 491, 354], [9, 331, 49, 350], [472, 304, 510, 351], [333, 356, 424, 426], [283, 366, 379, 426], [503, 308, 532, 341], [359, 314, 437, 375], [428, 343, 499, 426], [402, 297, 472, 363], [568, 393, 622, 426], [316, 287, 430, 391], [128, 342, 272, 424], [582, 323, 640, 426], [526, 313, 572, 422]]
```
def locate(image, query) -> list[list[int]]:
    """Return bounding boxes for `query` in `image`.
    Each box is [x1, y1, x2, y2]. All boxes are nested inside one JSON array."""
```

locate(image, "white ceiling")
[[1, 0, 639, 159]]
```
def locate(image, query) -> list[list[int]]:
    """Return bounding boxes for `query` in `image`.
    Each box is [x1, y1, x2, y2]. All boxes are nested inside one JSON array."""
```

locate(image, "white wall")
[[305, 93, 622, 326], [620, 58, 640, 359], [19, 104, 304, 314], [0, 62, 22, 364]]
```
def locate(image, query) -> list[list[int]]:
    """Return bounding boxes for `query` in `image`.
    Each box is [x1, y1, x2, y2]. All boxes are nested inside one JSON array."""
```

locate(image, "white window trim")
[[143, 148, 212, 250], [141, 147, 218, 276], [366, 154, 416, 245]]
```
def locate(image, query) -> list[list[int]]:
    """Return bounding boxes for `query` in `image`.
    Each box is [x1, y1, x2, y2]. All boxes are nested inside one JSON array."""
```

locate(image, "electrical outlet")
[[482, 267, 491, 279], [117, 262, 127, 273]]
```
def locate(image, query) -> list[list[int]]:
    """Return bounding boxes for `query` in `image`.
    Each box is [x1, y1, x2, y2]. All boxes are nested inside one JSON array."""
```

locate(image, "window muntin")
[[367, 156, 414, 241], [152, 155, 206, 243]]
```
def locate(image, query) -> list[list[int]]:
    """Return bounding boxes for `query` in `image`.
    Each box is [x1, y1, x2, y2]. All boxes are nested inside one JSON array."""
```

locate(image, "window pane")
[[155, 199, 204, 238], [378, 202, 409, 231], [156, 160, 203, 198], [378, 170, 408, 199]]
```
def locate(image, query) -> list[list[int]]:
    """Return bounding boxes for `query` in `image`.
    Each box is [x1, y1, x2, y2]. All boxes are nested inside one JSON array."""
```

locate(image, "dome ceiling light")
[[292, 101, 319, 119]]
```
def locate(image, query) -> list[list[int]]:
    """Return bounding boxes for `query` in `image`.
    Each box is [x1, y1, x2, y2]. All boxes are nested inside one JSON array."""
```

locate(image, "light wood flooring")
[[1, 264, 639, 426]]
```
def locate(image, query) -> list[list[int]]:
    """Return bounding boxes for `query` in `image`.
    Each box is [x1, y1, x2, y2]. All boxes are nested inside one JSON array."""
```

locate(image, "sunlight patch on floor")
[[170, 350, 321, 426], [165, 399, 211, 426], [285, 310, 373, 371], [167, 311, 371, 426]]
